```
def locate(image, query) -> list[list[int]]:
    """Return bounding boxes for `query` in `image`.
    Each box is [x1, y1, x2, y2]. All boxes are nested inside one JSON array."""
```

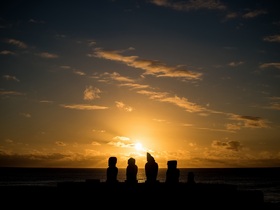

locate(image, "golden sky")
[[0, 0, 280, 168]]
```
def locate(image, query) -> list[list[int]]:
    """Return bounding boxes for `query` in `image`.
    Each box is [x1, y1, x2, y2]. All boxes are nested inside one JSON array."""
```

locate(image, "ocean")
[[0, 167, 279, 205]]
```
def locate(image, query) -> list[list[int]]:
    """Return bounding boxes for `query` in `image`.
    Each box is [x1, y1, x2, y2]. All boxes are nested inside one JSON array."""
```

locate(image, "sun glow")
[[134, 142, 143, 151]]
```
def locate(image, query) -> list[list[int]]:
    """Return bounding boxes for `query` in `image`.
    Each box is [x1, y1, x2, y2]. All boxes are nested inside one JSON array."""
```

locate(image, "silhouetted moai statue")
[[106, 156, 118, 184], [165, 160, 180, 184], [187, 171, 196, 185], [145, 152, 159, 184], [125, 157, 138, 184]]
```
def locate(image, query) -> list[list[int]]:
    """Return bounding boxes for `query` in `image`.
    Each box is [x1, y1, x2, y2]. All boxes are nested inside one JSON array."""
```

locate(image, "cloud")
[[226, 123, 241, 131], [55, 141, 66, 146], [264, 97, 280, 111], [242, 10, 267, 18], [87, 40, 96, 46], [137, 90, 169, 99], [113, 136, 130, 141], [212, 140, 242, 151], [5, 38, 27, 49], [91, 141, 101, 146], [102, 72, 135, 83], [98, 72, 149, 89], [0, 90, 24, 96], [149, 0, 226, 11], [38, 52, 59, 59], [160, 95, 206, 112], [5, 139, 13, 143], [107, 141, 132, 148], [29, 18, 45, 24], [119, 83, 150, 89], [108, 136, 134, 148], [60, 65, 71, 69], [153, 118, 167, 123], [0, 150, 107, 168], [2, 75, 20, 82], [228, 61, 244, 67], [137, 90, 205, 113], [73, 70, 86, 76], [60, 65, 86, 75], [83, 86, 101, 100], [225, 12, 238, 19], [39, 100, 54, 103], [20, 113, 31, 118], [197, 127, 234, 133], [92, 129, 105, 133], [228, 114, 269, 128], [263, 35, 280, 43], [224, 9, 267, 21], [60, 104, 108, 110], [0, 50, 15, 55], [115, 101, 134, 112], [259, 62, 280, 69], [91, 48, 202, 80]]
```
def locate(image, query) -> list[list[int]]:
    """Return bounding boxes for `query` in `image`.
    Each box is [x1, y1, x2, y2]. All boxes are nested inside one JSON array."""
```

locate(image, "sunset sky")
[[1, 0, 280, 168]]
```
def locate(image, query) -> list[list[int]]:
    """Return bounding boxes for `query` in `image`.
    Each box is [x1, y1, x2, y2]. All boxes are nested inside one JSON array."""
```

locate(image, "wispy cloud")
[[226, 123, 241, 131], [2, 75, 20, 82], [98, 72, 149, 89], [228, 61, 244, 67], [91, 141, 101, 146], [0, 90, 24, 96], [113, 136, 130, 141], [242, 10, 267, 18], [91, 48, 202, 80], [73, 70, 86, 76], [39, 100, 54, 103], [263, 35, 280, 43], [149, 0, 226, 11], [60, 65, 71, 69], [224, 9, 267, 21], [119, 83, 150, 89], [5, 38, 27, 49], [108, 136, 134, 148], [29, 18, 45, 24], [259, 63, 280, 69], [212, 140, 242, 151], [102, 72, 135, 83], [228, 114, 269, 128], [83, 86, 101, 101], [0, 50, 15, 55], [55, 141, 66, 146], [20, 113, 31, 118], [60, 65, 86, 76], [60, 104, 108, 110], [264, 97, 280, 111], [137, 90, 205, 113], [225, 12, 238, 19], [115, 101, 134, 112], [37, 52, 59, 59]]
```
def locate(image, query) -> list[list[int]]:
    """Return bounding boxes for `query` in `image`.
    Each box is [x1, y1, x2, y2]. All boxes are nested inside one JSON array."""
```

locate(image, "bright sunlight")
[[134, 142, 143, 151]]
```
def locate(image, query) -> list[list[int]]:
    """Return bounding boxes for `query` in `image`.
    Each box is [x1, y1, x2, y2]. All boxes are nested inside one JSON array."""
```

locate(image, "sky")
[[0, 0, 280, 169]]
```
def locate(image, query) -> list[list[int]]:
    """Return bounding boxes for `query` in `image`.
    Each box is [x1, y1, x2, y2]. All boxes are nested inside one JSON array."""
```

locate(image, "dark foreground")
[[1, 180, 279, 209]]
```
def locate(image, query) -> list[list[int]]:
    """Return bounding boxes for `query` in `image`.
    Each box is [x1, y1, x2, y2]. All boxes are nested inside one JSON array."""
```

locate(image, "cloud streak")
[[91, 48, 202, 80], [5, 38, 27, 49], [212, 140, 242, 151], [228, 114, 269, 129], [60, 104, 108, 110], [149, 0, 226, 11]]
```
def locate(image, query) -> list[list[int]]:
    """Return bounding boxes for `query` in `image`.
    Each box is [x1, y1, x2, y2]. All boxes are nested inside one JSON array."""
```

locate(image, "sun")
[[134, 142, 143, 151]]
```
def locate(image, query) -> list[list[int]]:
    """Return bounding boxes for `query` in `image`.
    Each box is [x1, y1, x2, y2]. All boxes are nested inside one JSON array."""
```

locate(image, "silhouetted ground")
[[1, 181, 279, 209]]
